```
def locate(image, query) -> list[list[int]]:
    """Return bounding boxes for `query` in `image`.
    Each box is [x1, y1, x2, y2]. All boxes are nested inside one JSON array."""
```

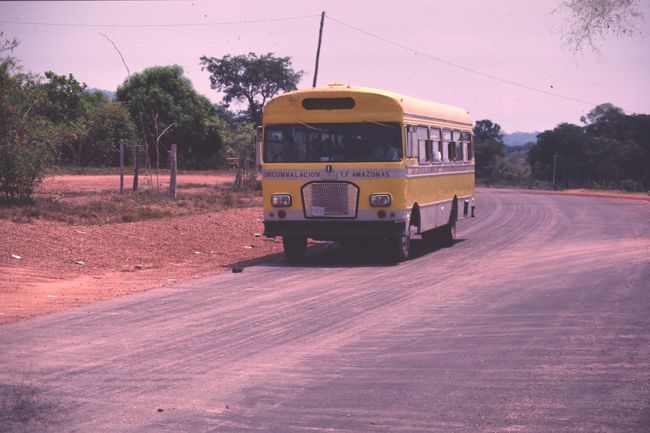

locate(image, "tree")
[[529, 123, 586, 184], [0, 32, 57, 200], [581, 102, 625, 125], [199, 52, 303, 125], [37, 72, 134, 167], [82, 94, 135, 166], [580, 102, 627, 140], [556, 0, 644, 53], [223, 122, 257, 191], [116, 65, 226, 171], [474, 119, 504, 144], [621, 114, 650, 187], [528, 105, 649, 191], [473, 120, 506, 183]]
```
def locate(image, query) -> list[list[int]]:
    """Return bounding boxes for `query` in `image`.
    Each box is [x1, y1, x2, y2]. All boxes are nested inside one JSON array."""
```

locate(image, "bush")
[[0, 118, 57, 201], [0, 53, 58, 201]]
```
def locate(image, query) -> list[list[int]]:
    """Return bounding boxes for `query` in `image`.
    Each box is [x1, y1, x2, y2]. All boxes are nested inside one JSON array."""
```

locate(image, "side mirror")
[[255, 125, 263, 171]]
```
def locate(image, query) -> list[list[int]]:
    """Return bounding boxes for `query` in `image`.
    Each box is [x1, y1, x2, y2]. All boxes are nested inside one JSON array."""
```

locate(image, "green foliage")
[[82, 97, 135, 166], [223, 122, 257, 191], [200, 52, 303, 125], [474, 139, 506, 183], [500, 144, 533, 186], [41, 71, 88, 123], [473, 120, 533, 187], [474, 119, 503, 143], [473, 119, 508, 184], [223, 122, 255, 162], [528, 104, 650, 191], [38, 72, 135, 167], [116, 65, 226, 169], [0, 35, 57, 201]]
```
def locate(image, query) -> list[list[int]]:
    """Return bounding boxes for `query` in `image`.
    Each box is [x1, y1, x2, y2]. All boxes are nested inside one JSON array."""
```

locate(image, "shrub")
[[0, 59, 57, 201], [0, 118, 57, 201]]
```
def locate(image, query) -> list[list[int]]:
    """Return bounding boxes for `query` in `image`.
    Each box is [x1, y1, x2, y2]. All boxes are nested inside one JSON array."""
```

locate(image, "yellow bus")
[[258, 84, 475, 261]]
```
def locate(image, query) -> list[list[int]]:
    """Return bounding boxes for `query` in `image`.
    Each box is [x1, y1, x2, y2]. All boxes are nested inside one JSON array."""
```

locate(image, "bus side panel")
[[406, 171, 474, 232]]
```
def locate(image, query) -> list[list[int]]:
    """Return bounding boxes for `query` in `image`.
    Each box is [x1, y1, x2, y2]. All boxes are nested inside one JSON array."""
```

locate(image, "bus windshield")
[[264, 122, 402, 163]]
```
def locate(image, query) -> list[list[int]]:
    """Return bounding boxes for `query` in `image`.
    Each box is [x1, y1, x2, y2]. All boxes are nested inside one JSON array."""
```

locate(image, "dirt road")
[[1, 189, 649, 432]]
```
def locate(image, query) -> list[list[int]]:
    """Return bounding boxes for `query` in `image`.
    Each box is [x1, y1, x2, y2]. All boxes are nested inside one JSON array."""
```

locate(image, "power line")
[[326, 15, 597, 107], [0, 15, 319, 28]]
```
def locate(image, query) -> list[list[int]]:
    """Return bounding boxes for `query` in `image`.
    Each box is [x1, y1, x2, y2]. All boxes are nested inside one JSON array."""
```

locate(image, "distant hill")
[[87, 88, 116, 100], [503, 132, 538, 147]]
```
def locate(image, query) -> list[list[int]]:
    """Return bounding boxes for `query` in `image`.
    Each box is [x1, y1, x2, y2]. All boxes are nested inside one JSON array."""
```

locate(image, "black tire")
[[421, 229, 438, 248], [283, 235, 307, 262], [440, 200, 458, 247], [440, 220, 457, 247], [390, 234, 411, 262]]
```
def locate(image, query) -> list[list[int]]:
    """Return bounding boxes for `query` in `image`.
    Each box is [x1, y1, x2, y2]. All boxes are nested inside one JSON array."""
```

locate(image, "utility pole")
[[312, 11, 325, 88]]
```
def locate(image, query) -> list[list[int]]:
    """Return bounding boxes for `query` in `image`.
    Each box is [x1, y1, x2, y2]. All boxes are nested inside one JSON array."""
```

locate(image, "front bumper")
[[264, 220, 407, 240]]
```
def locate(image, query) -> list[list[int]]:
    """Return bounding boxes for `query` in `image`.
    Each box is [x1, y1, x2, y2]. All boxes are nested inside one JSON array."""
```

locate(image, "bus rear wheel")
[[440, 220, 457, 247], [440, 200, 458, 247], [283, 235, 307, 262]]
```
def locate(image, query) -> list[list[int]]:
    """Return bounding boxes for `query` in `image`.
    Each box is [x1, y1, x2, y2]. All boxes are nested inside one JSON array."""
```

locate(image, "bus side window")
[[442, 129, 452, 162], [405, 125, 418, 158], [452, 130, 463, 162], [462, 132, 474, 161], [448, 142, 456, 161], [417, 126, 429, 164], [430, 128, 442, 162]]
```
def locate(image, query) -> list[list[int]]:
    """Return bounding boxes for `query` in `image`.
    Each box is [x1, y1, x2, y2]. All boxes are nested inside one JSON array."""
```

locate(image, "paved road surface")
[[1, 189, 649, 432]]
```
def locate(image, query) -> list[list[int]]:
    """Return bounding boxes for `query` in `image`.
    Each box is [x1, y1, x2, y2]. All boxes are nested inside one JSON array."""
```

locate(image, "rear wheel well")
[[450, 195, 458, 224]]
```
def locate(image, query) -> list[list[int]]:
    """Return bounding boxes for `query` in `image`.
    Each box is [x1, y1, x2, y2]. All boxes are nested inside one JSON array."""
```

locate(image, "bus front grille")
[[302, 182, 359, 218]]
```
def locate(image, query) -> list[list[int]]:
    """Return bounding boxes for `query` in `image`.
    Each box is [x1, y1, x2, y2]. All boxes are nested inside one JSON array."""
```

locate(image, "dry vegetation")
[[1, 173, 259, 224], [0, 172, 285, 325]]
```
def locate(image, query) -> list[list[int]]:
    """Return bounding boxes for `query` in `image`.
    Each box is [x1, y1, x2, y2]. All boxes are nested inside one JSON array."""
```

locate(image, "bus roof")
[[264, 84, 473, 129]]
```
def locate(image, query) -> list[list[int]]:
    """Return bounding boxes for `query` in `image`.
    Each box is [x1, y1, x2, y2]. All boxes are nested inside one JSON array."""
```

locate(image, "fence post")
[[119, 139, 125, 194], [169, 143, 177, 198], [133, 143, 140, 192]]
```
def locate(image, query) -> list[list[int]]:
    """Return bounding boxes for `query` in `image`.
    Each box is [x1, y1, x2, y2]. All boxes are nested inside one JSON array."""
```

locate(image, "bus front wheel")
[[390, 234, 411, 262], [283, 235, 307, 262]]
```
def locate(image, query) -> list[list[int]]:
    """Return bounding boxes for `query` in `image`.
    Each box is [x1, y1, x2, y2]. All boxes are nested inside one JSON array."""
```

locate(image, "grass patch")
[[176, 182, 212, 189], [0, 183, 261, 225]]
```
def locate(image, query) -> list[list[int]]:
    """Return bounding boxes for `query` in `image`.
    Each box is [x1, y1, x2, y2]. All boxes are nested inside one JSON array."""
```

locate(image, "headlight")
[[271, 194, 292, 207], [369, 194, 391, 207]]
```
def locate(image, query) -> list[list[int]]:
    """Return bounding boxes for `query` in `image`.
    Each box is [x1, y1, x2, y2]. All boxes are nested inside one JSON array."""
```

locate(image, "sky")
[[1, 0, 648, 133]]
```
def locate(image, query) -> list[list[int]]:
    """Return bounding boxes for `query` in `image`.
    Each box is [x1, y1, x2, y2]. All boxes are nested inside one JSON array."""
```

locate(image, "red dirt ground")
[[1, 173, 285, 325]]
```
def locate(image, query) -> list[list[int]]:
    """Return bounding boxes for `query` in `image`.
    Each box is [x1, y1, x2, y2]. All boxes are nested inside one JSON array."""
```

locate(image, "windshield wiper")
[[363, 120, 399, 129], [296, 120, 327, 132]]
